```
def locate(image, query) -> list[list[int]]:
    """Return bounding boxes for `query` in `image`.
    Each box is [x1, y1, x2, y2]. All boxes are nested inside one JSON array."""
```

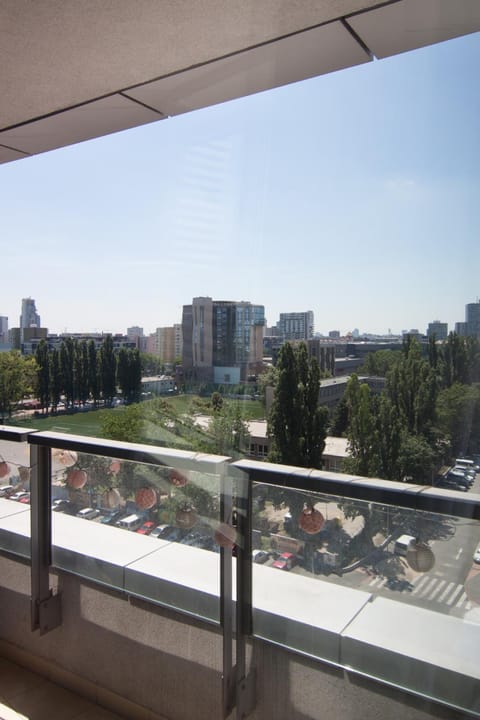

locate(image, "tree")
[[87, 340, 100, 407], [100, 404, 144, 443], [140, 353, 164, 376], [0, 352, 37, 421], [360, 349, 400, 377], [50, 347, 62, 412], [99, 335, 116, 405], [75, 340, 89, 406], [268, 342, 328, 469], [35, 339, 50, 413], [343, 375, 376, 477], [60, 338, 75, 408], [117, 348, 142, 404], [386, 336, 437, 439], [210, 403, 250, 457], [210, 391, 223, 412], [436, 383, 480, 457]]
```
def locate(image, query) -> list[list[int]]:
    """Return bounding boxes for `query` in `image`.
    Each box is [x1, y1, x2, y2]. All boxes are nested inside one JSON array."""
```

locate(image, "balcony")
[[0, 425, 479, 720]]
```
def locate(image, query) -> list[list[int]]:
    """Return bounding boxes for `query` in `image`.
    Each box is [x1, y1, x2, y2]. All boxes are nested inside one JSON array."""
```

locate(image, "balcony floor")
[[0, 656, 124, 720]]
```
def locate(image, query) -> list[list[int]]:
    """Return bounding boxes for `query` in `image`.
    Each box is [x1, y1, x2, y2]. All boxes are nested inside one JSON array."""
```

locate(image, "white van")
[[116, 513, 143, 531], [394, 535, 416, 556]]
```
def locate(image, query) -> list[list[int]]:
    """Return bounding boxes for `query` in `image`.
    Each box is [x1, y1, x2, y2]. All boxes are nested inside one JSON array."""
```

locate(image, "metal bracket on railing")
[[220, 466, 256, 719], [30, 443, 62, 635]]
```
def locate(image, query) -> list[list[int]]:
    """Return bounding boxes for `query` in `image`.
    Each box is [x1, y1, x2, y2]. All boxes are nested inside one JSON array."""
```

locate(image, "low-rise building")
[[141, 375, 176, 395]]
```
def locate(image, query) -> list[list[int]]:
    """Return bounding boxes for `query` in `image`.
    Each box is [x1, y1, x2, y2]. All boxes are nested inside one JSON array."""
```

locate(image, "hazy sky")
[[1, 32, 479, 337]]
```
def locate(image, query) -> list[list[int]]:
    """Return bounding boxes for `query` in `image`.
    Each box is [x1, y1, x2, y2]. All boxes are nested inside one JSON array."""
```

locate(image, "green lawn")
[[163, 394, 266, 421], [8, 394, 266, 443], [10, 409, 105, 437]]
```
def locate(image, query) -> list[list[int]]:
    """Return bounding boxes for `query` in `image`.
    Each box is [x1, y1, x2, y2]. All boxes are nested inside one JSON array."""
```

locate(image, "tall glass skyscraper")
[[20, 297, 41, 330]]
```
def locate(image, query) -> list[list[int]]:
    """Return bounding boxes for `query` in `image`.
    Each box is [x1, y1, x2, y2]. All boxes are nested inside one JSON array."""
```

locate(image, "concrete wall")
[[0, 554, 473, 720]]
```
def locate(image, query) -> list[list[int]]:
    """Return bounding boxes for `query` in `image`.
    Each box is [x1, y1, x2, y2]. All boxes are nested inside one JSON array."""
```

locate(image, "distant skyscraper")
[[466, 301, 480, 338], [127, 326, 146, 350], [0, 316, 8, 343], [277, 311, 314, 341], [455, 321, 468, 337], [427, 320, 448, 341], [20, 298, 40, 330]]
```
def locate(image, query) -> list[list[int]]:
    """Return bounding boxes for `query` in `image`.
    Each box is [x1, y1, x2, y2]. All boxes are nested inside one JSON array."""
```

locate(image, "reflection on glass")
[[252, 481, 480, 621], [0, 439, 31, 504], [51, 450, 224, 551]]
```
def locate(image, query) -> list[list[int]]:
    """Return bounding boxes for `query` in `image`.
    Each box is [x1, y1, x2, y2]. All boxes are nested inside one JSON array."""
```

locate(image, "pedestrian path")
[[366, 573, 472, 610]]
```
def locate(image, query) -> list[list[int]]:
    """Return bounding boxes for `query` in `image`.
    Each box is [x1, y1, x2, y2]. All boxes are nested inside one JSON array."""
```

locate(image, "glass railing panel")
[[0, 433, 32, 558], [251, 479, 480, 618], [49, 443, 228, 622], [248, 473, 480, 716]]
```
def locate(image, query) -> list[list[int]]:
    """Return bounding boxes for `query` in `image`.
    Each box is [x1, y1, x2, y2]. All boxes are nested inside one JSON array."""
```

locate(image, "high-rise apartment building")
[[0, 316, 8, 344], [277, 311, 314, 341], [19, 297, 40, 330], [427, 320, 448, 340], [174, 323, 183, 361], [466, 301, 480, 338], [182, 297, 265, 383], [127, 326, 146, 351]]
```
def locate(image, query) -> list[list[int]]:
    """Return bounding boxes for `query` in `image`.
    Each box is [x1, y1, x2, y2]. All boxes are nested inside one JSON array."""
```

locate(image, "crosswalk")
[[366, 573, 472, 610]]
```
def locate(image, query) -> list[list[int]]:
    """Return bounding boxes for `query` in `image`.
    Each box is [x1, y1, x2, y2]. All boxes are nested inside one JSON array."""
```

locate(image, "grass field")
[[9, 394, 266, 442], [10, 409, 105, 437]]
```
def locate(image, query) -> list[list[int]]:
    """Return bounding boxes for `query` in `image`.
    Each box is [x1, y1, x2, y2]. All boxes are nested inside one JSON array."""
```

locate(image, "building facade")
[[0, 316, 8, 344], [182, 297, 265, 383], [277, 311, 314, 341], [19, 297, 40, 331], [427, 321, 448, 340], [466, 301, 480, 338]]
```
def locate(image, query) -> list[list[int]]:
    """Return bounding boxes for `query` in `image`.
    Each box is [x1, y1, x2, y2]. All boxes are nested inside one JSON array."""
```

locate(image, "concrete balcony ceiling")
[[1, 0, 479, 164]]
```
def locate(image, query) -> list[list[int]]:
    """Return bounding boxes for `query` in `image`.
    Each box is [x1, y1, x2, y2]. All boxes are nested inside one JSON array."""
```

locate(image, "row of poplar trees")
[[336, 333, 480, 483], [267, 333, 480, 483], [35, 336, 142, 412]]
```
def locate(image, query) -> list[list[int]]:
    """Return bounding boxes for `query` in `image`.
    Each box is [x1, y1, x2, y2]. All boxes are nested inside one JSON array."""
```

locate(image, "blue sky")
[[1, 32, 479, 337]]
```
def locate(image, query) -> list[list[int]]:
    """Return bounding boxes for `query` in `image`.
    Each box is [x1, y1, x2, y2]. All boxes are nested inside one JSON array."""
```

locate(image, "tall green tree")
[[99, 335, 117, 405], [343, 375, 376, 477], [75, 340, 89, 406], [386, 336, 437, 439], [35, 339, 50, 413], [60, 338, 75, 408], [50, 347, 62, 411], [87, 340, 100, 407], [0, 352, 37, 421], [268, 342, 327, 469]]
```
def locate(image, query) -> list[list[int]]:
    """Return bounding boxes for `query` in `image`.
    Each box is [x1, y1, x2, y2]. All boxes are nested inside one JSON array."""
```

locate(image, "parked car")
[[9, 491, 30, 502], [159, 526, 185, 542], [136, 521, 155, 535], [52, 498, 70, 512], [100, 510, 124, 525], [252, 550, 270, 564], [436, 478, 468, 492], [446, 471, 470, 489], [0, 485, 15, 498], [272, 552, 297, 571], [150, 524, 169, 538], [76, 507, 100, 520], [474, 545, 480, 564]]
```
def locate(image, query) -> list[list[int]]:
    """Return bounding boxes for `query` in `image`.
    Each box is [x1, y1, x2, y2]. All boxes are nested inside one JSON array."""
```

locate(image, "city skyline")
[[2, 292, 480, 340], [1, 33, 479, 337]]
